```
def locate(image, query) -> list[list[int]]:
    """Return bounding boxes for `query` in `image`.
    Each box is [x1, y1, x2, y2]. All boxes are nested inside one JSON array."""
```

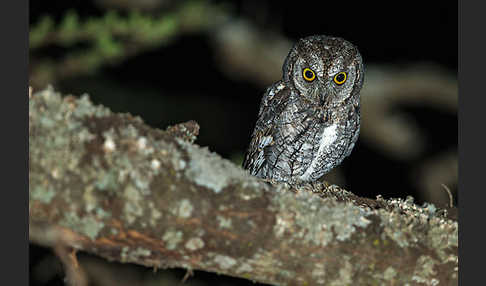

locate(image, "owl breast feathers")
[[243, 35, 364, 183]]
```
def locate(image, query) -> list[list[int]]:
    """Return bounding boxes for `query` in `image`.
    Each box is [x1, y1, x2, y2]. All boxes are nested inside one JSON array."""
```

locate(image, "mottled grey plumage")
[[243, 35, 364, 183]]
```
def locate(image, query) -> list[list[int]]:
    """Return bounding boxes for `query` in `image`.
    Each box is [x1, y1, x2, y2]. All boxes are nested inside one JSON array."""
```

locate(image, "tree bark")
[[29, 87, 458, 285]]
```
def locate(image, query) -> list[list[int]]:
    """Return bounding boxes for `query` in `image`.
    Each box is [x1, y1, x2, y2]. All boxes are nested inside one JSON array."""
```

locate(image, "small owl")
[[243, 35, 364, 183]]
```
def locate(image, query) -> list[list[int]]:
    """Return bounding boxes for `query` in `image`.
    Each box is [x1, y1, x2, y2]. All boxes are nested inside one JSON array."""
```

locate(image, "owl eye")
[[302, 68, 316, 82], [333, 72, 347, 85]]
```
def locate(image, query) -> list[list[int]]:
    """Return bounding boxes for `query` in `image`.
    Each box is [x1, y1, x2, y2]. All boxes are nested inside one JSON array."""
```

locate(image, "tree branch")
[[29, 87, 458, 285]]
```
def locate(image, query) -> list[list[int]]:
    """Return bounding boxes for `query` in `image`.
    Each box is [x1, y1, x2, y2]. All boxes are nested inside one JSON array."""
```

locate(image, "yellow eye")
[[302, 68, 316, 82], [333, 72, 347, 85]]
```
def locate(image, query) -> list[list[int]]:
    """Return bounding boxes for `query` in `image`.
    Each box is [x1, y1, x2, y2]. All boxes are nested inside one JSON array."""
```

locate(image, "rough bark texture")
[[29, 87, 458, 286]]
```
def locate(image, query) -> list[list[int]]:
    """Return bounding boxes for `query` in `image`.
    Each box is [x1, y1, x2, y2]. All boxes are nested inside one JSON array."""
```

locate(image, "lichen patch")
[[235, 262, 253, 274], [412, 255, 439, 286], [103, 136, 116, 153], [376, 196, 458, 265], [162, 229, 183, 250], [60, 212, 105, 241], [185, 237, 205, 251], [151, 159, 161, 170], [181, 139, 253, 194], [123, 185, 144, 224], [214, 254, 237, 270], [31, 185, 56, 204], [175, 199, 193, 218], [216, 215, 232, 229], [132, 247, 151, 258], [383, 266, 397, 280], [273, 190, 372, 246], [329, 258, 353, 286]]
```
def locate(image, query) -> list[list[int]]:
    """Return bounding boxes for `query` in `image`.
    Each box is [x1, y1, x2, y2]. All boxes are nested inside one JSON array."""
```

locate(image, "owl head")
[[282, 35, 364, 107]]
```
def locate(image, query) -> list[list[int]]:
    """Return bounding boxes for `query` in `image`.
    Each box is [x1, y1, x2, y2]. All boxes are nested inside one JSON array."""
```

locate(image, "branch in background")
[[29, 87, 457, 285], [360, 65, 458, 206], [29, 0, 229, 89], [360, 64, 457, 160], [53, 246, 88, 286], [211, 19, 292, 86]]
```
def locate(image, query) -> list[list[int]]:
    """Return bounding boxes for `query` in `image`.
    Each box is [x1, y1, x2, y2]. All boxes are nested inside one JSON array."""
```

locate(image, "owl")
[[243, 35, 364, 183]]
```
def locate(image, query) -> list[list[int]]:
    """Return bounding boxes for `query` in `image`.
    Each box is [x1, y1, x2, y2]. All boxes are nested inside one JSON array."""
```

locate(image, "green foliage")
[[29, 16, 54, 48], [58, 10, 80, 45], [29, 0, 230, 88], [30, 10, 178, 50]]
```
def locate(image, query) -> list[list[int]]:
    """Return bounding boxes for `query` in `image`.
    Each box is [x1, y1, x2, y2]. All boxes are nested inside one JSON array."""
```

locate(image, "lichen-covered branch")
[[29, 87, 458, 285]]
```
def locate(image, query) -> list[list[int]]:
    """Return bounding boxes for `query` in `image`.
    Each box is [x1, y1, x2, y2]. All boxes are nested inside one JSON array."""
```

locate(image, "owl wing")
[[243, 83, 290, 177]]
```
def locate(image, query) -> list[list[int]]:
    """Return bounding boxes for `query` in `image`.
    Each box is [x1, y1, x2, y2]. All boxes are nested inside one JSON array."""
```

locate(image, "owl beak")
[[310, 88, 323, 103], [320, 94, 327, 105], [313, 85, 327, 105], [318, 90, 328, 105]]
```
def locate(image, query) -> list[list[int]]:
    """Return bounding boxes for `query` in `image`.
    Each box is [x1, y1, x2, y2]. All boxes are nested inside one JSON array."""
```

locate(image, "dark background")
[[29, 1, 457, 285]]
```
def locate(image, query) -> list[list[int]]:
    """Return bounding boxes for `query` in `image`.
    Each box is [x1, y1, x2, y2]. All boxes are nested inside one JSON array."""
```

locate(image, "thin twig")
[[181, 268, 194, 283], [441, 183, 454, 208]]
